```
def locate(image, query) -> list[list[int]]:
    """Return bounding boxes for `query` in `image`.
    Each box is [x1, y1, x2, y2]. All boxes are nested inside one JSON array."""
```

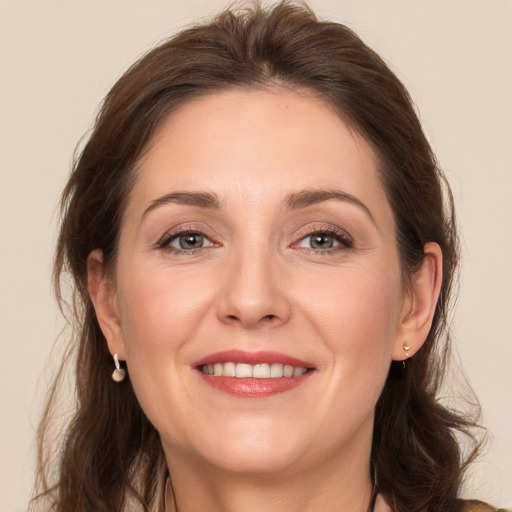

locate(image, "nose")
[[216, 244, 291, 329]]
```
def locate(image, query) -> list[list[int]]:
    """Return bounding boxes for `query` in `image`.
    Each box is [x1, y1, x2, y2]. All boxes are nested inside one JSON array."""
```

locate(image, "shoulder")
[[460, 499, 511, 512]]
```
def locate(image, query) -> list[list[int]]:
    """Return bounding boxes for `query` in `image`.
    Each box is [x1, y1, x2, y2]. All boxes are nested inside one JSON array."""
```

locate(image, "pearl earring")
[[402, 344, 410, 368], [112, 353, 126, 382]]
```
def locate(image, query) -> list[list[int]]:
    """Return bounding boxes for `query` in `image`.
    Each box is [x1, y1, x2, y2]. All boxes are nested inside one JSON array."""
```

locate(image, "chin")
[[168, 418, 308, 476], [204, 442, 304, 476]]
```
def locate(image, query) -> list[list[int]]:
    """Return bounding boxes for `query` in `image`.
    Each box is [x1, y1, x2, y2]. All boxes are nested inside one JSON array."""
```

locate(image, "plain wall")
[[1, 1, 511, 510]]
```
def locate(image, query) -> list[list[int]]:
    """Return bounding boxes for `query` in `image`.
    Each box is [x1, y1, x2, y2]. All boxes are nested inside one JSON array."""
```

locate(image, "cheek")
[[293, 261, 403, 409], [114, 265, 218, 436], [115, 264, 215, 368], [300, 264, 402, 348]]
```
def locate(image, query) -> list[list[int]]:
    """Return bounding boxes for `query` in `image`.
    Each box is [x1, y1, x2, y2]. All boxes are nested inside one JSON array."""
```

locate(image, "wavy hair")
[[31, 2, 480, 511]]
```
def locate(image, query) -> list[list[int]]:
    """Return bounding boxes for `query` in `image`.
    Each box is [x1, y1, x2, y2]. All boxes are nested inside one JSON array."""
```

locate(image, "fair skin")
[[88, 88, 442, 512]]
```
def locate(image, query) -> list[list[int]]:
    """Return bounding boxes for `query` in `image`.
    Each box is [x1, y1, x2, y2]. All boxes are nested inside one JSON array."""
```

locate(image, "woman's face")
[[106, 88, 411, 476]]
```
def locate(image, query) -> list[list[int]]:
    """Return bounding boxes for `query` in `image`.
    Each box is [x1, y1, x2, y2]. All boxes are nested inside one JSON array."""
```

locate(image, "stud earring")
[[402, 344, 410, 368], [112, 353, 126, 382]]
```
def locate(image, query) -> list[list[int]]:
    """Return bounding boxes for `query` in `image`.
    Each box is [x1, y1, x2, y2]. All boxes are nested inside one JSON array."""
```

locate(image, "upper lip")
[[193, 350, 314, 368]]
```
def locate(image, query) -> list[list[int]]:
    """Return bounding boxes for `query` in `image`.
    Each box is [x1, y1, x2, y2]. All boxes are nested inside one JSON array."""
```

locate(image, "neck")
[[164, 445, 375, 512]]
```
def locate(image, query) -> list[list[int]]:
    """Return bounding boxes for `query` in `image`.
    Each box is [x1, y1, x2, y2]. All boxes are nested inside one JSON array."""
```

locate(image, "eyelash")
[[156, 226, 353, 255]]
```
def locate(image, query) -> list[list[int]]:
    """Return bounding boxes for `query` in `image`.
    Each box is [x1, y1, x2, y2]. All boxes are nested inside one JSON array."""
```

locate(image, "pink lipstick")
[[193, 350, 314, 398]]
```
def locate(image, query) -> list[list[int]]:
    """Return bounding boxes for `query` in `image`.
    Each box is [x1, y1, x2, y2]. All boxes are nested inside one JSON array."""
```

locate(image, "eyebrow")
[[142, 191, 221, 219], [285, 189, 375, 224], [142, 188, 375, 224]]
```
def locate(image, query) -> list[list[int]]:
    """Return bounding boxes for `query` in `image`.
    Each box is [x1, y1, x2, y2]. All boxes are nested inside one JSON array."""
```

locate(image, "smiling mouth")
[[193, 350, 315, 397], [199, 362, 309, 378]]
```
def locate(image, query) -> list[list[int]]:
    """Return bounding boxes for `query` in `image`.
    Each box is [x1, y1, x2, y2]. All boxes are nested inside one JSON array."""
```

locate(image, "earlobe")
[[87, 249, 126, 360], [392, 242, 443, 361]]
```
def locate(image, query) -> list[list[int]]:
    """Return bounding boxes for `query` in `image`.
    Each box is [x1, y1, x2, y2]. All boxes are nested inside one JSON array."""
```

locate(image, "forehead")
[[127, 88, 391, 223]]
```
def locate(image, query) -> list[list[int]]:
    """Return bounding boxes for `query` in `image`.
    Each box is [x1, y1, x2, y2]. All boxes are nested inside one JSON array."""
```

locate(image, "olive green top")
[[462, 500, 510, 512]]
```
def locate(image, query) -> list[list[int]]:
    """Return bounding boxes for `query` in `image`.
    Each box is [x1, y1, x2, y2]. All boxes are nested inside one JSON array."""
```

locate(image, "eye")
[[295, 230, 352, 251], [159, 230, 216, 252], [300, 233, 337, 249], [169, 233, 208, 249]]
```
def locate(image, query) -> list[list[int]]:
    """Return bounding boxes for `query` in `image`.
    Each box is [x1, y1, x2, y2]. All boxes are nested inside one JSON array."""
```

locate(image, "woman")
[[30, 2, 507, 511]]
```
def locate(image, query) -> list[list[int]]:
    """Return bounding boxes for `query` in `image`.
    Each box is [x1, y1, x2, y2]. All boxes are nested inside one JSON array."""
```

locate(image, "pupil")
[[312, 233, 333, 248], [180, 233, 203, 249]]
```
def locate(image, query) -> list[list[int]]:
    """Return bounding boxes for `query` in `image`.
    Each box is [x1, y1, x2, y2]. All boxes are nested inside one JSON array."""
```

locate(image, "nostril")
[[225, 313, 276, 325]]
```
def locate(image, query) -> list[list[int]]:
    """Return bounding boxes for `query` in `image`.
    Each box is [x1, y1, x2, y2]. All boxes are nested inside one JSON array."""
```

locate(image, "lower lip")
[[197, 372, 313, 398]]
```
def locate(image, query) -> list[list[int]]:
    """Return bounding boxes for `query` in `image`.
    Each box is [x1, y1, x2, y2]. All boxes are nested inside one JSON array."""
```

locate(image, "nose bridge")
[[217, 239, 290, 328]]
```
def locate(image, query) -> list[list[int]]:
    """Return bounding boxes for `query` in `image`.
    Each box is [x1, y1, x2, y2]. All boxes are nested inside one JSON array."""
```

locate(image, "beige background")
[[1, 1, 511, 510]]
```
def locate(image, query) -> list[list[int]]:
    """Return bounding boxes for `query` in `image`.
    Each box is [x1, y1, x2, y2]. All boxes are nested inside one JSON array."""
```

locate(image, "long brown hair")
[[32, 2, 480, 511]]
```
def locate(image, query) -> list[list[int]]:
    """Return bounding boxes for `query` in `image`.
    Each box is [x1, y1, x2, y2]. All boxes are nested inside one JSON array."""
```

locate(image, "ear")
[[87, 249, 126, 360], [392, 242, 443, 361]]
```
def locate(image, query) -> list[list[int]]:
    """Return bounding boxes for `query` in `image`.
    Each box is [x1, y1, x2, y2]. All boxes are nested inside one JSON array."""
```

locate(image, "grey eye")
[[298, 233, 340, 250], [310, 233, 334, 249], [170, 233, 207, 250]]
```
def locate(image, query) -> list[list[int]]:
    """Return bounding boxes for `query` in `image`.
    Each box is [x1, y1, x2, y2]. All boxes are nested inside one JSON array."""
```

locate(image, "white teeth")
[[235, 363, 253, 378], [283, 365, 294, 377], [253, 364, 270, 378], [223, 361, 236, 377], [270, 363, 283, 377], [204, 362, 308, 378]]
